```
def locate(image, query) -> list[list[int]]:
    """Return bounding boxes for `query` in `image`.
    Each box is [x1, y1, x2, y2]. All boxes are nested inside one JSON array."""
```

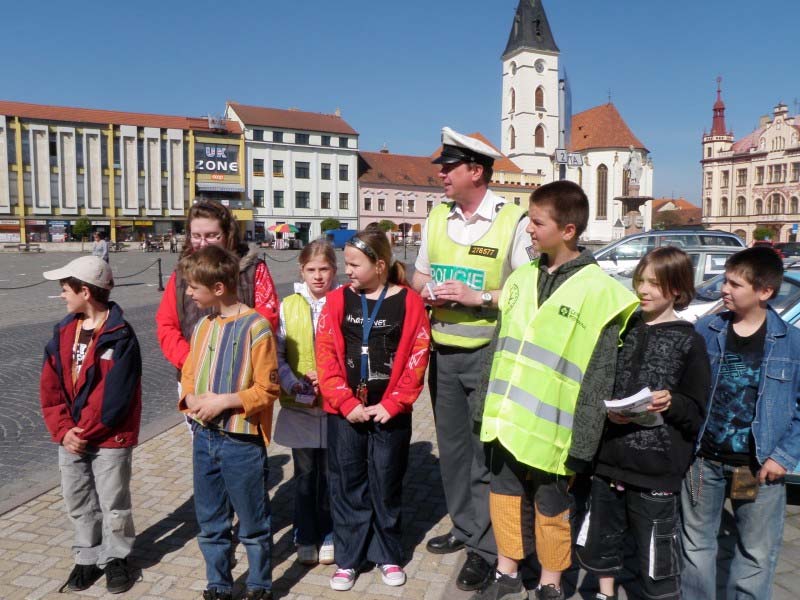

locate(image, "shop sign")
[[195, 143, 239, 174], [0, 232, 21, 242], [91, 220, 111, 225], [116, 220, 134, 226], [27, 220, 47, 226], [0, 219, 19, 225], [49, 221, 69, 228], [134, 220, 153, 226]]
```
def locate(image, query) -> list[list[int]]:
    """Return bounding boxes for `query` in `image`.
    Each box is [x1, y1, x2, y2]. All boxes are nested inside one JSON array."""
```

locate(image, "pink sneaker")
[[379, 564, 406, 587], [330, 567, 357, 591]]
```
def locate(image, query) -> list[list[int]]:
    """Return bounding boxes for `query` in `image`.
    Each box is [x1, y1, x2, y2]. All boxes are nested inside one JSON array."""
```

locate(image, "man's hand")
[[345, 404, 370, 424], [607, 411, 632, 425], [434, 280, 481, 307], [63, 427, 87, 455], [188, 392, 231, 423], [365, 403, 392, 424], [758, 458, 787, 484], [648, 390, 672, 413]]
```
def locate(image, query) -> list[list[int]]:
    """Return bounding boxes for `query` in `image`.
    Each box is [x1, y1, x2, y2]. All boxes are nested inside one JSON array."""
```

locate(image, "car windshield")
[[694, 272, 800, 311]]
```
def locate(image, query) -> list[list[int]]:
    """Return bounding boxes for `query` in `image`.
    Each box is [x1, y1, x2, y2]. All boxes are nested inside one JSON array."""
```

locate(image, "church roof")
[[568, 103, 647, 152], [358, 151, 441, 188], [503, 0, 559, 58], [430, 132, 522, 173]]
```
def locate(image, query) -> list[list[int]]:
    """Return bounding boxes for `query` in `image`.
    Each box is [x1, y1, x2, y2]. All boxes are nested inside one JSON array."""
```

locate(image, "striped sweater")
[[179, 307, 279, 444]]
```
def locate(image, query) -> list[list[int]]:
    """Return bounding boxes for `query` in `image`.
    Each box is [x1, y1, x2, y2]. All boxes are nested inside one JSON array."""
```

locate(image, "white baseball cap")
[[43, 256, 114, 290], [432, 126, 503, 166]]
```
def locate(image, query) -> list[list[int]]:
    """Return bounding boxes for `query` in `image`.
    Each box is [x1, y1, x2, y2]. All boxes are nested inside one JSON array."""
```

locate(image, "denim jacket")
[[695, 307, 800, 471]]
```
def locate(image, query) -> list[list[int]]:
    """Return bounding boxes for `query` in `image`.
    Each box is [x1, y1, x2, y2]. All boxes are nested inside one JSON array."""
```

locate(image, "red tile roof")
[[730, 128, 763, 154], [227, 102, 357, 135], [0, 100, 241, 133], [359, 151, 441, 188], [429, 132, 522, 173], [569, 103, 647, 152], [652, 197, 700, 212]]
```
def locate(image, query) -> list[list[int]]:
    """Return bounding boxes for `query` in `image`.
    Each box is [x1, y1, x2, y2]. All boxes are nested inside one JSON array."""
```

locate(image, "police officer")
[[411, 127, 532, 591]]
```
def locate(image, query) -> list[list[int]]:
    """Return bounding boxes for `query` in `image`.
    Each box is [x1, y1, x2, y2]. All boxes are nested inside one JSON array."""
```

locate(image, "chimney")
[[334, 107, 341, 117], [380, 143, 389, 154]]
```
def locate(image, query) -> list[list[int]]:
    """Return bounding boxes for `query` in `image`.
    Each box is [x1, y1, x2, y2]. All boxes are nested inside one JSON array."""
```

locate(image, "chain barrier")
[[0, 259, 163, 290], [260, 251, 302, 263]]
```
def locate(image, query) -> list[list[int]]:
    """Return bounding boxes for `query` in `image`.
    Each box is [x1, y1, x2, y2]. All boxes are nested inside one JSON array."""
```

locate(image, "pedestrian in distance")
[[575, 247, 711, 600], [39, 255, 141, 595], [412, 127, 532, 592], [476, 181, 638, 600], [680, 246, 800, 599], [178, 245, 281, 600], [273, 239, 338, 566], [92, 230, 109, 263], [316, 226, 430, 591]]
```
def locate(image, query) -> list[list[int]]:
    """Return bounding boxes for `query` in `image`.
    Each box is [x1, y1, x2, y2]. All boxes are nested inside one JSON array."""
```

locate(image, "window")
[[755, 198, 763, 214], [321, 192, 331, 210], [791, 163, 800, 182], [253, 190, 264, 207], [273, 190, 284, 208], [768, 164, 787, 183], [756, 167, 764, 185], [253, 129, 264, 142], [378, 197, 385, 212], [706, 147, 712, 158], [737, 168, 747, 186], [791, 197, 799, 214], [339, 193, 349, 210], [720, 197, 728, 217], [253, 158, 264, 175], [427, 199, 433, 213], [321, 163, 331, 180], [509, 126, 515, 150], [272, 160, 283, 177], [705, 171, 713, 189], [510, 88, 516, 113], [721, 170, 729, 188], [338, 137, 348, 148], [407, 199, 415, 212], [295, 133, 309, 145], [535, 87, 545, 110], [295, 161, 310, 179], [295, 191, 310, 209], [322, 135, 331, 147], [769, 193, 785, 214], [339, 164, 349, 181], [534, 125, 545, 148], [364, 197, 372, 211], [705, 198, 712, 215], [596, 164, 608, 219], [273, 131, 284, 143], [736, 196, 746, 216], [514, 197, 521, 206], [396, 198, 403, 212]]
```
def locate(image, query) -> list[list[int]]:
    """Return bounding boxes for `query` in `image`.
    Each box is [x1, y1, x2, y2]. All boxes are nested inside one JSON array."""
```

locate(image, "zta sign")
[[195, 144, 239, 174]]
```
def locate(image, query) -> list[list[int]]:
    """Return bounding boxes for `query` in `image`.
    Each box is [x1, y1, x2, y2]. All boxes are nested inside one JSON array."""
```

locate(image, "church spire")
[[503, 0, 559, 59], [710, 76, 728, 136]]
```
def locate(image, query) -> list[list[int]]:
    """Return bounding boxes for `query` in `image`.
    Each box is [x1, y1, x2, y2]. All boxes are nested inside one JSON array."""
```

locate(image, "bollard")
[[157, 258, 165, 291]]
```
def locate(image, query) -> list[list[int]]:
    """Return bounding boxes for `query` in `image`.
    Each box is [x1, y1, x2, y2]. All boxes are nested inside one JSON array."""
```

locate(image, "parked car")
[[611, 246, 739, 291], [776, 242, 800, 258], [594, 230, 744, 275]]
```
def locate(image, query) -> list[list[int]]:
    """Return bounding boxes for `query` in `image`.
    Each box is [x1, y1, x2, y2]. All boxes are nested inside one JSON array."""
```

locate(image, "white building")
[[225, 102, 359, 242]]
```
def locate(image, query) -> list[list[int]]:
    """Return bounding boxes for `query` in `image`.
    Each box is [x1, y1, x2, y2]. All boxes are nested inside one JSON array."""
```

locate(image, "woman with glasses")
[[156, 200, 279, 380]]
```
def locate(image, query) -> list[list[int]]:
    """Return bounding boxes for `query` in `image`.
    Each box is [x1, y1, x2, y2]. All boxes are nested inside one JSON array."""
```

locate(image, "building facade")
[[701, 87, 800, 244], [0, 100, 245, 244], [225, 102, 359, 243]]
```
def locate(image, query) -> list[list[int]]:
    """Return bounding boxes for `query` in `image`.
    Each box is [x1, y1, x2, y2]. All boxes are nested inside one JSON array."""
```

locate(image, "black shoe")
[[534, 583, 565, 600], [456, 552, 493, 591], [426, 532, 465, 554], [59, 563, 104, 592], [244, 589, 273, 600], [202, 590, 233, 600], [104, 558, 135, 594], [470, 572, 526, 599], [594, 594, 617, 600]]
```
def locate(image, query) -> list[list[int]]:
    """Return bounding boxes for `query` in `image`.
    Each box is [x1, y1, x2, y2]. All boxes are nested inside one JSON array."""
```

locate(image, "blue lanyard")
[[360, 284, 389, 383]]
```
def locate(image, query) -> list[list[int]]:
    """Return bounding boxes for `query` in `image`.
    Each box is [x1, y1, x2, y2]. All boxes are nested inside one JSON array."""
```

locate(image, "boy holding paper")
[[576, 247, 710, 600]]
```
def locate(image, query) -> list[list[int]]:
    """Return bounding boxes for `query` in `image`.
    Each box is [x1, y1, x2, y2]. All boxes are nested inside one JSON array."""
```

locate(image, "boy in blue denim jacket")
[[680, 246, 800, 599]]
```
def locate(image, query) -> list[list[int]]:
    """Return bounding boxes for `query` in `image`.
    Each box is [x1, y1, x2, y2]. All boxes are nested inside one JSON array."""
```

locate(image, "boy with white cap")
[[39, 255, 141, 595]]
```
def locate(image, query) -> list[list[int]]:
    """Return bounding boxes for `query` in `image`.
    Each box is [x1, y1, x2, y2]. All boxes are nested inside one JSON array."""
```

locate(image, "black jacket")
[[594, 312, 711, 491]]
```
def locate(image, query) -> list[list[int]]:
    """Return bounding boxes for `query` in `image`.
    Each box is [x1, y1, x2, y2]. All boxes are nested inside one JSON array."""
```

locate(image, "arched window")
[[510, 88, 516, 113], [509, 126, 516, 150], [534, 125, 545, 148], [704, 198, 712, 216], [733, 229, 747, 241], [535, 87, 545, 110], [755, 198, 763, 214], [736, 196, 746, 216], [720, 197, 728, 217], [596, 165, 608, 219], [769, 193, 784, 214], [792, 196, 799, 214]]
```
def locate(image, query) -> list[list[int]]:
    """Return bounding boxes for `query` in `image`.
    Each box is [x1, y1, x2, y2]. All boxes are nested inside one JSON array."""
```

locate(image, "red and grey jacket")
[[40, 302, 142, 448]]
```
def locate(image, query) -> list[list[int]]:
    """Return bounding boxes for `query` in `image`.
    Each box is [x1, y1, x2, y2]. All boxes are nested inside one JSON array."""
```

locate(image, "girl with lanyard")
[[315, 225, 430, 591]]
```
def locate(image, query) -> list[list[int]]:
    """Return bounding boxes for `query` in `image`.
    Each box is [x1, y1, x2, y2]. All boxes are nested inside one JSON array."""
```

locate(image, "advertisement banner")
[[195, 143, 239, 174]]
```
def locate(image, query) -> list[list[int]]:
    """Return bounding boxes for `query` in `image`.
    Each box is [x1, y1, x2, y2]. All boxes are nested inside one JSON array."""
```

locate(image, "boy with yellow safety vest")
[[473, 181, 638, 600]]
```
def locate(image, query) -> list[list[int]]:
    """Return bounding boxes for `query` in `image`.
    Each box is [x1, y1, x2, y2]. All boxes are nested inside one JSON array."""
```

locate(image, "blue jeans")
[[680, 457, 785, 599], [192, 426, 272, 593]]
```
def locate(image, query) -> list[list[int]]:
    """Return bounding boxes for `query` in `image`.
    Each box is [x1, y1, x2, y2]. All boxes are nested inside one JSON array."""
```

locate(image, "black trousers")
[[291, 447, 332, 546], [327, 412, 411, 569]]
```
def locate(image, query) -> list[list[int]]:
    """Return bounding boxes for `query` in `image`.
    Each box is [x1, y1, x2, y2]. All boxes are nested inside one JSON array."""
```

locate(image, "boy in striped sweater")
[[179, 245, 280, 600]]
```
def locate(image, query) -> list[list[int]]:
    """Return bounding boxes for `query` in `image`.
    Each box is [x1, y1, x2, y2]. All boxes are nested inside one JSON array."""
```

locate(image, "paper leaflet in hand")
[[604, 387, 663, 427]]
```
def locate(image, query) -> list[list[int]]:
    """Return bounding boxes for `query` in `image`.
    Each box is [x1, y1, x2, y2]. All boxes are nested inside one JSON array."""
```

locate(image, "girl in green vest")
[[273, 239, 338, 566]]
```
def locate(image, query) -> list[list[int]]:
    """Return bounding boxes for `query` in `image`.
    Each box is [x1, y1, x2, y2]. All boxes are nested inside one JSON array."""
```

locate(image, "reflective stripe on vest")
[[427, 200, 525, 349], [278, 293, 318, 409], [480, 261, 639, 475]]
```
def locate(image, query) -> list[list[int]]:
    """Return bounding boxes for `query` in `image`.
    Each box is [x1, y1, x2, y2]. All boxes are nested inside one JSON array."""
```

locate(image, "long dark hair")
[[347, 224, 406, 285], [180, 199, 242, 258]]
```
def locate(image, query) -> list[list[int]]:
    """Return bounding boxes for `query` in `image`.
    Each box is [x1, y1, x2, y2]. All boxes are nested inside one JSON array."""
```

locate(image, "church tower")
[[501, 0, 560, 178]]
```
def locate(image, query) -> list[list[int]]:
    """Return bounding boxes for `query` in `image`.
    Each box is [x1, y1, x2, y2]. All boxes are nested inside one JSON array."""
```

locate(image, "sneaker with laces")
[[379, 564, 406, 587], [297, 544, 318, 565], [330, 567, 357, 591], [319, 535, 335, 564], [104, 558, 135, 594], [471, 572, 526, 600], [534, 583, 565, 600], [59, 563, 104, 593]]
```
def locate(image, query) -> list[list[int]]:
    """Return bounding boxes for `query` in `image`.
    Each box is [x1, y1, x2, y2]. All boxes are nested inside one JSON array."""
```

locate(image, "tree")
[[72, 217, 92, 241], [378, 219, 396, 232], [320, 218, 341, 232], [753, 226, 774, 241]]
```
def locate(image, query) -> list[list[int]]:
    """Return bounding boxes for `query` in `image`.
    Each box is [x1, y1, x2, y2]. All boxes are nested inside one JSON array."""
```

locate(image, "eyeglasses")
[[190, 232, 223, 243]]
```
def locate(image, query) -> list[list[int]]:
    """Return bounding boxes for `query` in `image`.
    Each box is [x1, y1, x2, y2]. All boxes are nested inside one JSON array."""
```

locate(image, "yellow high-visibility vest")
[[278, 293, 318, 409]]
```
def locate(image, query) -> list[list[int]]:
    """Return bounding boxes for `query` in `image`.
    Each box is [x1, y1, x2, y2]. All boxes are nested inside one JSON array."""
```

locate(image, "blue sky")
[[2, 1, 796, 202]]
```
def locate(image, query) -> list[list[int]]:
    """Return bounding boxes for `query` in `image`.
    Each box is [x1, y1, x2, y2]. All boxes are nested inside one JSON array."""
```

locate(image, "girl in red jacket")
[[155, 200, 279, 377], [316, 226, 430, 591]]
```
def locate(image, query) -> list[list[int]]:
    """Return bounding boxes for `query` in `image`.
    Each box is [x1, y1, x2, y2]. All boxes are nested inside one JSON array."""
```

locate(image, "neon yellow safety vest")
[[278, 293, 318, 409], [427, 201, 525, 349], [480, 261, 639, 475]]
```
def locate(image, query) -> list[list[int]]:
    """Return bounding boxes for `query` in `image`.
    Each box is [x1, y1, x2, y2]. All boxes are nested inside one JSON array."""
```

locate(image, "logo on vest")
[[507, 283, 520, 310], [558, 305, 587, 329], [430, 263, 486, 291]]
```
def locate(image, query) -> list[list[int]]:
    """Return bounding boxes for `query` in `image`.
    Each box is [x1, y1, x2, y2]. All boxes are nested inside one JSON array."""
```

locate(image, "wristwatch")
[[480, 291, 493, 307]]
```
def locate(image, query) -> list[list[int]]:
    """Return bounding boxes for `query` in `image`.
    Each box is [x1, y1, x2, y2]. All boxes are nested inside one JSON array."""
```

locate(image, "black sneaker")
[[202, 589, 233, 600], [244, 589, 274, 600], [59, 563, 103, 592], [534, 583, 565, 600], [104, 558, 135, 594], [470, 572, 526, 600]]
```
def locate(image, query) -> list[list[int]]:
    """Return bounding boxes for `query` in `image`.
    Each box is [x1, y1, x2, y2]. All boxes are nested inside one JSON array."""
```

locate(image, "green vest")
[[279, 293, 318, 409], [428, 200, 525, 349], [480, 261, 639, 475]]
